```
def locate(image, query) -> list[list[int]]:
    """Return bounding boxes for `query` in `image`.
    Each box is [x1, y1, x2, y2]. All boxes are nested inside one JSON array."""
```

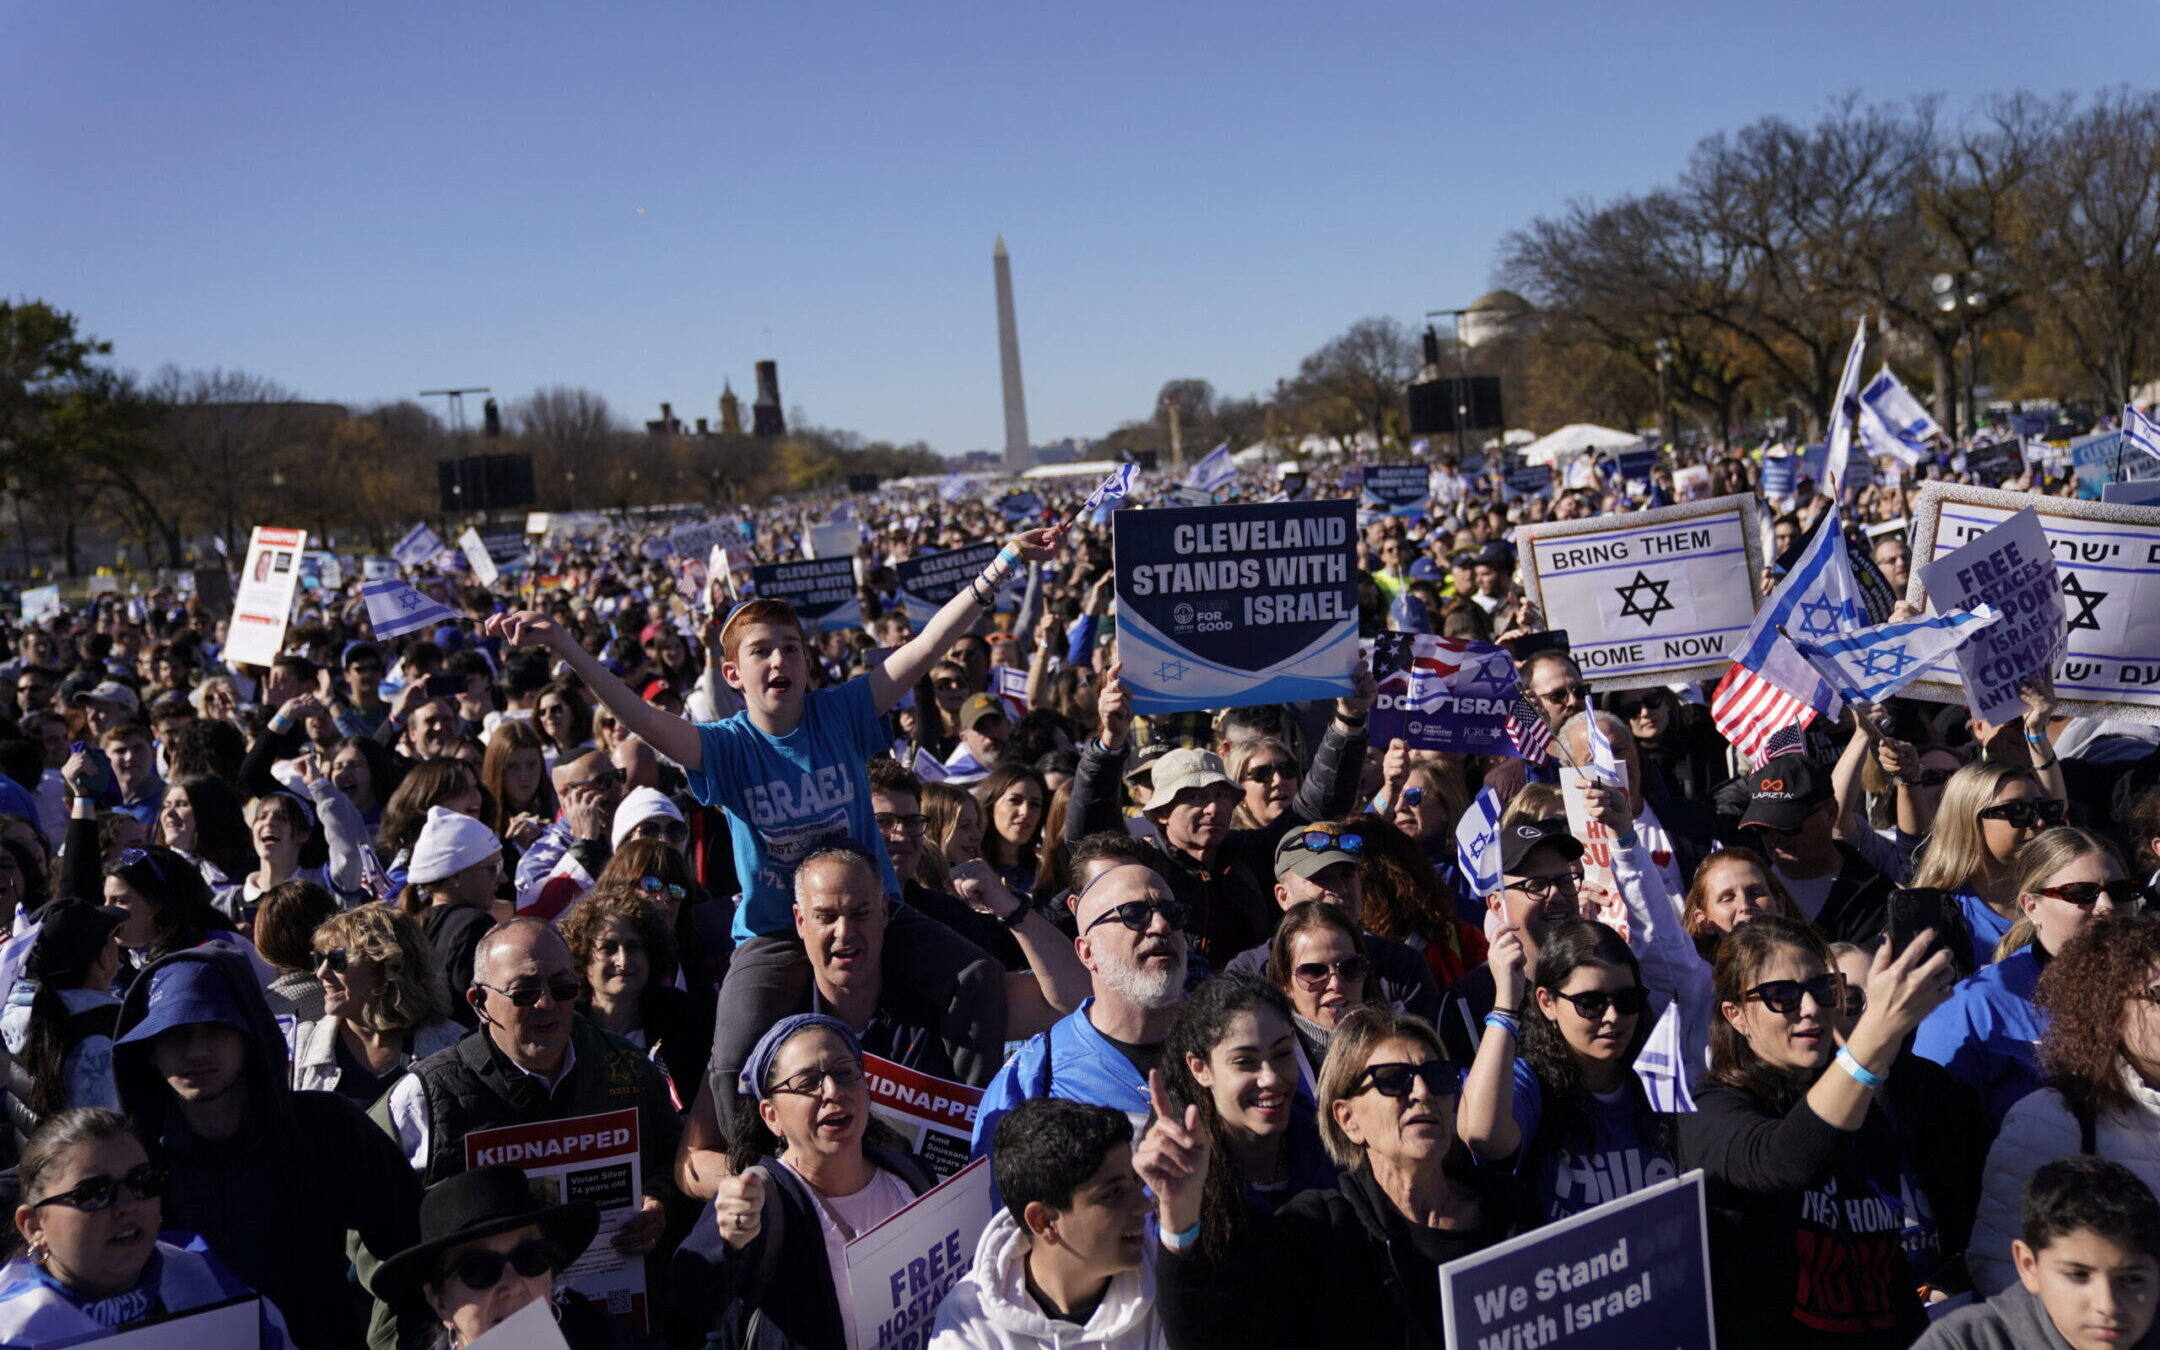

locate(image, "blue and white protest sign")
[[1516, 495, 1765, 689], [1613, 446, 1659, 482], [1367, 633, 1529, 757], [1759, 455, 1797, 501], [1360, 464, 1432, 518], [1438, 1171, 1713, 1350], [1909, 484, 2160, 724], [748, 557, 862, 632], [364, 578, 460, 639], [1160, 485, 1217, 509], [1787, 605, 2002, 706], [2104, 479, 2160, 508], [19, 584, 60, 624], [1504, 459, 1553, 497], [2070, 429, 2160, 499], [894, 544, 1000, 624], [1113, 500, 1358, 715], [392, 522, 443, 570], [457, 527, 500, 587], [361, 556, 397, 582]]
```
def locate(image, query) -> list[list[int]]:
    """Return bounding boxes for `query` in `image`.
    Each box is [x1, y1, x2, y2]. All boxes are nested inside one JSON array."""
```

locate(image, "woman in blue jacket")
[[1914, 828, 2146, 1126]]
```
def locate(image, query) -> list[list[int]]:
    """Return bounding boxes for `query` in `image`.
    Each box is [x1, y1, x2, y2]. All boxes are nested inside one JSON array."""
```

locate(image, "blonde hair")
[[1909, 761, 2039, 894], [312, 905, 446, 1033], [1500, 782, 1564, 830], [1997, 827, 2127, 961], [1224, 737, 1298, 830], [1314, 1007, 1451, 1168]]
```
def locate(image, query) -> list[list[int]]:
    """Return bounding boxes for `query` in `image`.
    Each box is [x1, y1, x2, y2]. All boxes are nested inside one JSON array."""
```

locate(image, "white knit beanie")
[[408, 805, 502, 886], [611, 786, 685, 853]]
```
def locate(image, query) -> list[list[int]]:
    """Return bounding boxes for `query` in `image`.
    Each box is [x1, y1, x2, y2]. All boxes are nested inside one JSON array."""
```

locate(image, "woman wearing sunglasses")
[[1909, 761, 2068, 974], [1375, 740, 1472, 878], [1266, 902, 1387, 1089], [1678, 914, 1957, 1349], [1144, 1006, 1533, 1349], [290, 905, 460, 1103], [1460, 920, 1674, 1219], [1155, 975, 1339, 1268], [559, 887, 710, 1106], [0, 1109, 293, 1347], [373, 1162, 611, 1350], [675, 1015, 938, 1348], [1970, 913, 2160, 1295], [1915, 830, 2143, 1128], [1227, 738, 1304, 830]]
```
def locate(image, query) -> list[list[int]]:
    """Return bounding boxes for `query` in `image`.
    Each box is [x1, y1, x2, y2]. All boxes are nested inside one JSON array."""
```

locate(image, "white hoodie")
[[928, 1210, 1163, 1350]]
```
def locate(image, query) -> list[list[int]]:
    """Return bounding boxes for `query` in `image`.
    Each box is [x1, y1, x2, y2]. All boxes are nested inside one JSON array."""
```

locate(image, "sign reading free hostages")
[[1113, 500, 1358, 715], [1516, 494, 1765, 690], [748, 557, 862, 632]]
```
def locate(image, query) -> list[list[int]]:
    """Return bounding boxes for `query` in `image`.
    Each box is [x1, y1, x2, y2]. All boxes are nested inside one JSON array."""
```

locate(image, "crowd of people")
[[0, 444, 2155, 1350]]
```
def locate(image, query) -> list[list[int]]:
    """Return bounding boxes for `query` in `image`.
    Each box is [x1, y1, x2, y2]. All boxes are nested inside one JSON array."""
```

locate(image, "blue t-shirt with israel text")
[[687, 679, 900, 940]]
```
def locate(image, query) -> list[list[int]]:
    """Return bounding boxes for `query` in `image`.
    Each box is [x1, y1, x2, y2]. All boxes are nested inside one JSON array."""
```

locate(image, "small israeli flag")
[[1821, 317, 1868, 494], [1786, 605, 2002, 706], [363, 578, 459, 639], [1183, 444, 1237, 493], [2124, 404, 2160, 462], [1454, 787, 1506, 899], [1081, 462, 1139, 515], [392, 522, 444, 570]]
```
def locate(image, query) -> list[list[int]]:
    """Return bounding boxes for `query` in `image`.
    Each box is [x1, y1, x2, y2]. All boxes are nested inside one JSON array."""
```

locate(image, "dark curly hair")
[[1343, 813, 1459, 946], [1516, 920, 1669, 1169], [1156, 973, 1297, 1265], [2036, 914, 2160, 1123]]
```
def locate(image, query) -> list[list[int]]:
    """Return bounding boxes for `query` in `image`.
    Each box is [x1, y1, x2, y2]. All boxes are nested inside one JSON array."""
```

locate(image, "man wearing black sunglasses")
[[1434, 819, 1587, 1067], [1737, 754, 1896, 946], [111, 946, 422, 1350]]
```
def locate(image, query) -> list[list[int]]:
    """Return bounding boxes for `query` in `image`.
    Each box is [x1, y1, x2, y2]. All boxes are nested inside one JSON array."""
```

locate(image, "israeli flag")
[[1184, 443, 1237, 494], [1081, 462, 1139, 515], [1454, 787, 1506, 900], [1860, 367, 1942, 458], [392, 522, 444, 570], [1734, 505, 1869, 718], [2125, 404, 2160, 462], [1821, 317, 1868, 494], [911, 747, 950, 783], [1581, 697, 1623, 786], [362, 578, 459, 639], [1786, 605, 2003, 706], [1858, 398, 1922, 468]]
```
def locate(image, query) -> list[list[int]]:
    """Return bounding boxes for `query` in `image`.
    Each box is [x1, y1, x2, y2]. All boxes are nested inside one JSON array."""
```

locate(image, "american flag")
[[1712, 504, 1865, 764], [1506, 692, 1554, 763], [1369, 631, 1471, 682]]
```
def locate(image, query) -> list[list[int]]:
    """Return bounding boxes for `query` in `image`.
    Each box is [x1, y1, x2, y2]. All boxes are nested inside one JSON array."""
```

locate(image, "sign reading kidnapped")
[[1516, 495, 1764, 690], [748, 557, 861, 632], [1908, 484, 2160, 724], [1114, 500, 1357, 714], [1438, 1171, 1714, 1350], [894, 544, 1001, 624], [1361, 464, 1431, 517]]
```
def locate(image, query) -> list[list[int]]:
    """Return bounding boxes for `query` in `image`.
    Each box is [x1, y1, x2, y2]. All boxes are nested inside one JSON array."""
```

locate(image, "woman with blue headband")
[[671, 1014, 937, 1349]]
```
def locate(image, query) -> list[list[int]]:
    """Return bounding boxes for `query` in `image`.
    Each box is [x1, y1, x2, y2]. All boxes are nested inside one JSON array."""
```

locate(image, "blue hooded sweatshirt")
[[1911, 943, 2045, 1128]]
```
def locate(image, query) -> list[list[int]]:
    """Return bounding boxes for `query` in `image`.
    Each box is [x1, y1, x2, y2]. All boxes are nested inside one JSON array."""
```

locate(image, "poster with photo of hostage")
[[1515, 494, 1765, 691], [226, 525, 307, 668], [1113, 500, 1359, 716], [862, 1054, 982, 1181], [464, 1108, 648, 1333]]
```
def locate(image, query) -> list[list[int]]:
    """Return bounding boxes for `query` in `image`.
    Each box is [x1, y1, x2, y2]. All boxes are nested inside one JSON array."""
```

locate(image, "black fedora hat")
[[371, 1164, 599, 1307]]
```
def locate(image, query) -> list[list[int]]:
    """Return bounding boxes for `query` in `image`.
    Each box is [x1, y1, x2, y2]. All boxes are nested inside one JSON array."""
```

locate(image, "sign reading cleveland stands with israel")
[[1114, 499, 1358, 715], [1515, 494, 1765, 689]]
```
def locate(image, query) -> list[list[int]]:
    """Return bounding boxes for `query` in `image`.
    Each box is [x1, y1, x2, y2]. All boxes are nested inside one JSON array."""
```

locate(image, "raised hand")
[[1132, 1069, 1210, 1237], [1338, 662, 1377, 719], [563, 782, 609, 842], [1381, 737, 1411, 791], [1488, 926, 1529, 1011], [1096, 661, 1132, 751], [948, 858, 1023, 924], [712, 1168, 766, 1251], [1010, 526, 1065, 564], [484, 609, 570, 655], [1848, 928, 1955, 1071]]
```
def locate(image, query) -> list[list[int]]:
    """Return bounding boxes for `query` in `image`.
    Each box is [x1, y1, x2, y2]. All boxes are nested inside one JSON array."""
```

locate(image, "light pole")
[[1654, 338, 1674, 450], [1425, 309, 1475, 464], [1931, 273, 1983, 441]]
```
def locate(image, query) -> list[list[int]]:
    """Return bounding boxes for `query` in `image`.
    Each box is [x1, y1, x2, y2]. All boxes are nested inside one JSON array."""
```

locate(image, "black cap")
[[1499, 818, 1585, 874], [25, 903, 128, 981], [1740, 753, 1833, 832]]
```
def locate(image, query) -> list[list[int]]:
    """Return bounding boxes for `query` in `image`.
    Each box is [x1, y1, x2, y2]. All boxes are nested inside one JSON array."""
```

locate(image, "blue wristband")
[[1836, 1047, 1887, 1091], [1163, 1220, 1201, 1251], [1483, 1012, 1520, 1038]]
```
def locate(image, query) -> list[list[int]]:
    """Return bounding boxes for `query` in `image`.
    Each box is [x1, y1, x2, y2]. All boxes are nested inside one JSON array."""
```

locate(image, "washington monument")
[[995, 236, 1031, 472]]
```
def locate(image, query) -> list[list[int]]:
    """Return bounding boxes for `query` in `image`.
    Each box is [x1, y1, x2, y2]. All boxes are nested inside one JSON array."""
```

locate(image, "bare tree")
[[513, 386, 618, 510], [1289, 318, 1419, 451]]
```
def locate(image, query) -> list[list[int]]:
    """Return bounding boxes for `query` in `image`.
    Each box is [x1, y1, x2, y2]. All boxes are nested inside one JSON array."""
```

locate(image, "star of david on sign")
[[2060, 572, 2107, 634], [1857, 646, 1910, 679], [1613, 571, 1674, 627], [1156, 659, 1189, 682], [1795, 596, 1843, 638]]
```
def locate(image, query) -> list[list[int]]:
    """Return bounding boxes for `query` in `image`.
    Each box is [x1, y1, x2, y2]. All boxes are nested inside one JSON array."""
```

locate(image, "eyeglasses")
[[478, 978, 581, 1009], [33, 1162, 168, 1212], [1505, 870, 1584, 902], [1083, 898, 1188, 934], [2034, 881, 2151, 910], [770, 1059, 866, 1097], [1742, 818, 1809, 838], [116, 847, 168, 887], [1550, 986, 1649, 1020], [1350, 1061, 1459, 1100], [441, 1238, 564, 1292], [1611, 695, 1668, 719], [1978, 799, 2068, 829], [637, 875, 687, 902], [1744, 973, 1846, 1016], [631, 819, 689, 845], [1242, 763, 1302, 786], [874, 812, 930, 836], [1399, 787, 1424, 808], [1292, 955, 1369, 989], [1289, 829, 1364, 855], [310, 947, 351, 973], [1537, 682, 1592, 707]]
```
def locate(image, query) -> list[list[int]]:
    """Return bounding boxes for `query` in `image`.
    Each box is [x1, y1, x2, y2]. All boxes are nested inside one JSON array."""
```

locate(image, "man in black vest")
[[369, 918, 683, 1339]]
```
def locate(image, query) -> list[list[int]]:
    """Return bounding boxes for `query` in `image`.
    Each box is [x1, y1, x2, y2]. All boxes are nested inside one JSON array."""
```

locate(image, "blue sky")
[[8, 2, 2156, 455]]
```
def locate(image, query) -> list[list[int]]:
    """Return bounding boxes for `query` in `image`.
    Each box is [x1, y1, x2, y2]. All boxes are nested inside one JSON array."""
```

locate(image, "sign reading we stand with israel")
[[1113, 499, 1358, 715], [1907, 483, 2160, 723], [1515, 494, 1765, 689]]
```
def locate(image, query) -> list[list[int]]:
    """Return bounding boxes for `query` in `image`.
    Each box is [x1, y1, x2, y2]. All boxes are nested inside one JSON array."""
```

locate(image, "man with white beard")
[[970, 864, 1190, 1157]]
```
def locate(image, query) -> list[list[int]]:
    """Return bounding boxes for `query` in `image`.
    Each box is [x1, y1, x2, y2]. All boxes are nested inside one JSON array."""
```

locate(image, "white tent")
[[1021, 460, 1121, 481], [1518, 423, 1644, 466]]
